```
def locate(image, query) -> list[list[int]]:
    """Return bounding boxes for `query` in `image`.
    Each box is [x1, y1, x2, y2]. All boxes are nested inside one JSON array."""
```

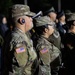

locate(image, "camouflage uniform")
[[48, 22, 62, 75], [43, 6, 61, 50], [3, 4, 37, 75], [41, 17, 61, 75], [35, 16, 61, 75], [48, 28, 61, 75], [48, 27, 61, 75], [48, 27, 61, 50], [43, 7, 61, 75]]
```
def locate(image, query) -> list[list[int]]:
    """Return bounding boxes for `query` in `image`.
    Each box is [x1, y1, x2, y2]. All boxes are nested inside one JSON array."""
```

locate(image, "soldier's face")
[[49, 12, 57, 21], [25, 16, 33, 31], [2, 17, 7, 24], [47, 25, 54, 35], [60, 15, 66, 21]]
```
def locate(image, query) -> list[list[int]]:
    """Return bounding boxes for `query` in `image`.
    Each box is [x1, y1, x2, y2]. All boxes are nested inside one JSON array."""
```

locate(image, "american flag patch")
[[16, 47, 25, 54], [40, 48, 48, 54]]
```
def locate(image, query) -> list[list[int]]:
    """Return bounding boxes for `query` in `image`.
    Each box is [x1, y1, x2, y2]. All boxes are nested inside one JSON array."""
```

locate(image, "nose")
[[30, 17, 33, 21]]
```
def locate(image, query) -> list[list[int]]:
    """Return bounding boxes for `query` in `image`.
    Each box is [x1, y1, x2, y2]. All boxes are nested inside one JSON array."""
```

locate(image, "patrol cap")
[[65, 10, 73, 20], [67, 13, 75, 22], [11, 4, 35, 18], [44, 6, 56, 16], [35, 16, 54, 27], [57, 11, 65, 19], [65, 10, 72, 15]]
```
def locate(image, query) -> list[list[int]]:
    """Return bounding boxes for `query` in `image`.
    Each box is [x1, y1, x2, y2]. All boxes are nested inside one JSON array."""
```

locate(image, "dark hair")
[[66, 20, 75, 29], [35, 24, 49, 36], [57, 11, 65, 19]]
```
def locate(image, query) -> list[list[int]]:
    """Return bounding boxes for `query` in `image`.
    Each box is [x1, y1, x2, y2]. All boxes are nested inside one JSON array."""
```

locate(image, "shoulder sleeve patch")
[[16, 47, 26, 54], [40, 48, 48, 54]]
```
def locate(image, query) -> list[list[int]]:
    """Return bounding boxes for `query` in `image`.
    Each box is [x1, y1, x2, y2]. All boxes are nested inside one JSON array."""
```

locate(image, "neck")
[[50, 18, 54, 22], [69, 29, 75, 34], [42, 33, 49, 39], [60, 20, 66, 24], [16, 24, 26, 33]]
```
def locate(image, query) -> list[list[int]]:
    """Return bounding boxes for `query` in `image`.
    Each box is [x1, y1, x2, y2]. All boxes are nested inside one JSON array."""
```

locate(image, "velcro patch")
[[40, 48, 48, 54], [16, 47, 25, 53]]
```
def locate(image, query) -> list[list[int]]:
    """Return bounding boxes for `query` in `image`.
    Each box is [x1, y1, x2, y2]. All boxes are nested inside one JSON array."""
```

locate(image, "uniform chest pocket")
[[28, 47, 37, 61]]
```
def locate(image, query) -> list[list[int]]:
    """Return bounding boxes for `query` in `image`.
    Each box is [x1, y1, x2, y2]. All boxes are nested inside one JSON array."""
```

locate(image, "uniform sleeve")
[[50, 45, 61, 62], [37, 45, 51, 75], [13, 42, 28, 67], [37, 45, 51, 65]]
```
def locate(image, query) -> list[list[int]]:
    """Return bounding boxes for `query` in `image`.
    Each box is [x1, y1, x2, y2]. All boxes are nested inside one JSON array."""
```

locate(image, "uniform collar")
[[14, 27, 25, 34]]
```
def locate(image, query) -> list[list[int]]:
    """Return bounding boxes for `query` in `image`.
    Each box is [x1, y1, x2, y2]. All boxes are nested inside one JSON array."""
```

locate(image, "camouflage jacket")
[[48, 30, 61, 50], [3, 28, 37, 75], [36, 36, 61, 75]]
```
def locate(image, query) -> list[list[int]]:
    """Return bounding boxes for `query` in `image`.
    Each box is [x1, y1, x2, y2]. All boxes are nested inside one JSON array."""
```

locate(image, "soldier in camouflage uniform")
[[3, 4, 38, 75], [35, 16, 61, 75], [43, 6, 61, 50], [43, 7, 62, 75]]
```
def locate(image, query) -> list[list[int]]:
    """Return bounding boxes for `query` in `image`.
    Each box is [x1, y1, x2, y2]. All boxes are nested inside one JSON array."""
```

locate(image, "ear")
[[19, 18, 23, 24], [45, 28, 48, 33], [18, 18, 25, 25]]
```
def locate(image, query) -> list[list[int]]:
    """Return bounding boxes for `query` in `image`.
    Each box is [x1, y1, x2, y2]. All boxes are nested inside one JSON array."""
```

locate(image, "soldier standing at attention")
[[43, 6, 61, 50], [3, 4, 37, 75], [35, 16, 61, 75], [43, 7, 62, 75]]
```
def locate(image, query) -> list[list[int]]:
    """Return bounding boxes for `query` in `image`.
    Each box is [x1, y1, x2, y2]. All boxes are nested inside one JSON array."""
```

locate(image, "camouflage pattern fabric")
[[36, 36, 51, 75], [36, 36, 61, 75], [12, 4, 35, 18], [67, 13, 75, 21], [35, 16, 53, 27], [48, 29, 61, 50], [3, 28, 37, 75]]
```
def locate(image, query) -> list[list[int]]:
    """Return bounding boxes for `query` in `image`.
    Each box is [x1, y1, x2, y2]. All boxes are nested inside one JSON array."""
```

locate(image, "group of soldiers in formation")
[[0, 4, 75, 75]]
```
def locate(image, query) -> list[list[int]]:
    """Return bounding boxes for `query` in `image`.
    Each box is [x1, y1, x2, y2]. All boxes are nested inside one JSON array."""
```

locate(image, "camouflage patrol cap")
[[35, 16, 54, 27], [65, 10, 72, 15], [67, 13, 75, 22], [12, 4, 35, 18]]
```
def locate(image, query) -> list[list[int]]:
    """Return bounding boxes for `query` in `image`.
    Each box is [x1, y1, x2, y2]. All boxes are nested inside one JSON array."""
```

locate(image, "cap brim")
[[26, 12, 36, 17], [65, 12, 73, 14], [12, 11, 36, 18]]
